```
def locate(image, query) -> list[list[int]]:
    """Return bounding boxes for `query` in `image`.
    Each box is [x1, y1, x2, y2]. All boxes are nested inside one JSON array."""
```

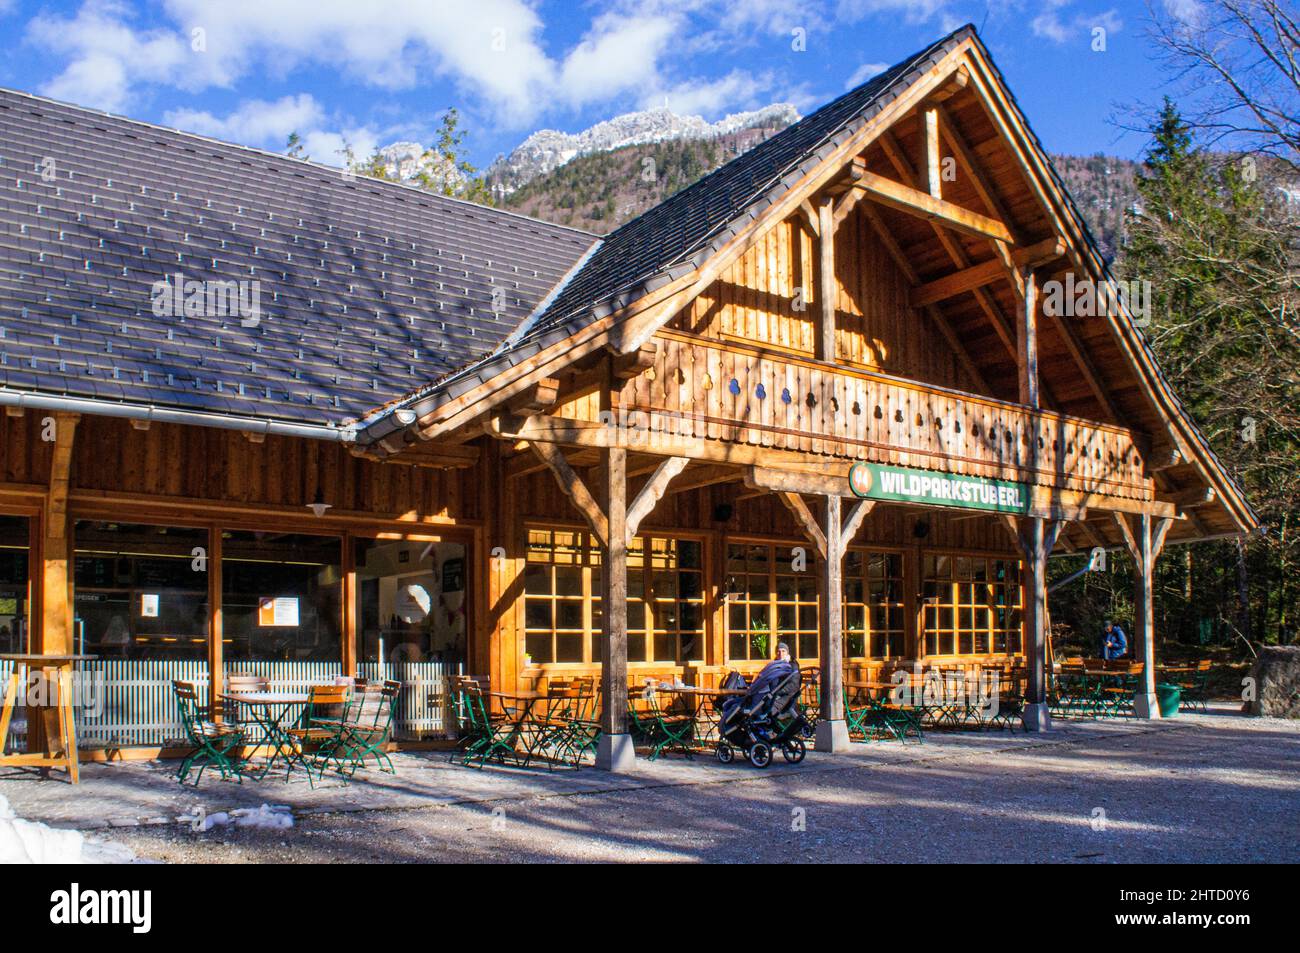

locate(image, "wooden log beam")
[[852, 169, 1015, 244], [778, 492, 828, 561], [610, 343, 658, 380], [909, 238, 1065, 308], [1018, 268, 1040, 409], [923, 108, 943, 199], [746, 465, 858, 499], [817, 493, 847, 747], [598, 445, 630, 745], [529, 441, 608, 548], [841, 498, 876, 547], [506, 376, 561, 415], [41, 412, 79, 656], [1167, 485, 1217, 508], [816, 196, 836, 362], [625, 456, 689, 544]]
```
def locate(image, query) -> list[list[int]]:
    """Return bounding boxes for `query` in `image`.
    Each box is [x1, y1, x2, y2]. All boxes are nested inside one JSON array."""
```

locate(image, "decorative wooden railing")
[[618, 336, 1152, 501]]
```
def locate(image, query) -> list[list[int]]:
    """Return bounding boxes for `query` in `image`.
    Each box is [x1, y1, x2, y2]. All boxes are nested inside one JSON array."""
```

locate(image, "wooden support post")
[[817, 494, 847, 751], [596, 445, 634, 771], [1114, 512, 1173, 718], [208, 525, 224, 714], [340, 531, 355, 678], [1013, 515, 1063, 731], [923, 108, 942, 199], [1018, 268, 1040, 409], [816, 196, 836, 362], [40, 413, 79, 657], [780, 491, 874, 752]]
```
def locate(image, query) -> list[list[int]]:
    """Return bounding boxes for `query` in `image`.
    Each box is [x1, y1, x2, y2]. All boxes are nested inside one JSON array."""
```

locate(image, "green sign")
[[848, 462, 1030, 514]]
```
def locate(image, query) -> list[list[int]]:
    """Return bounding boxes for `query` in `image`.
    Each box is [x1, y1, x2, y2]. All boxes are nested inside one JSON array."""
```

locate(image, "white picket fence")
[[0, 659, 460, 751]]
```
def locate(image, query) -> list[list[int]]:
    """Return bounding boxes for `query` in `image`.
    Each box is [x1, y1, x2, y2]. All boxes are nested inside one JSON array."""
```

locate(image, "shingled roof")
[[0, 88, 596, 431], [359, 25, 973, 435]]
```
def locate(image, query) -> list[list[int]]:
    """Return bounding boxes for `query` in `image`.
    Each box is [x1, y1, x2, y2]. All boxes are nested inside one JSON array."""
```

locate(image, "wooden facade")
[[0, 28, 1256, 768]]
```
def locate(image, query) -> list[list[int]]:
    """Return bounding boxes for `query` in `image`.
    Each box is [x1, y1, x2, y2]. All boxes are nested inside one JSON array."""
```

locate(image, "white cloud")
[[844, 62, 888, 90], [836, 0, 954, 25], [646, 69, 773, 118], [163, 94, 324, 146], [27, 0, 190, 112], [1162, 0, 1205, 27], [558, 12, 681, 109], [1031, 1, 1123, 44]]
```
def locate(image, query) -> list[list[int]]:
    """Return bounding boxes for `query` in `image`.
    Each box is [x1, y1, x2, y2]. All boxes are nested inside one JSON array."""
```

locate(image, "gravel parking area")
[[4, 706, 1296, 863]]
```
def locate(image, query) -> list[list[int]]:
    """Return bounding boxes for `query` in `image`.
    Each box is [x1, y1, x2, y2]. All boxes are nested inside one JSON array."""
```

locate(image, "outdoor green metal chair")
[[626, 685, 695, 760], [842, 684, 923, 743], [333, 680, 399, 774], [527, 677, 597, 769], [1177, 660, 1213, 712], [285, 684, 354, 785], [455, 681, 525, 769], [173, 680, 247, 786]]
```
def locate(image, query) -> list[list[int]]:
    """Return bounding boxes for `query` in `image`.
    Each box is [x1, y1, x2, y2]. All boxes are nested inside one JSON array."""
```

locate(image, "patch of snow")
[[198, 803, 294, 832], [0, 794, 137, 864]]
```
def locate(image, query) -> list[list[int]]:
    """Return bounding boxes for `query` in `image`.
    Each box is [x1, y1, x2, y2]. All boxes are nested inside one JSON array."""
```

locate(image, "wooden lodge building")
[[0, 26, 1257, 768]]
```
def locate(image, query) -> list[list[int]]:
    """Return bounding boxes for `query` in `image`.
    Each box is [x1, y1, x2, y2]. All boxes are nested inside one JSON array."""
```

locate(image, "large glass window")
[[523, 529, 704, 665], [844, 550, 905, 659], [222, 531, 342, 662], [726, 542, 819, 661], [73, 521, 209, 659], [922, 555, 1023, 656], [0, 515, 31, 655], [354, 538, 467, 666]]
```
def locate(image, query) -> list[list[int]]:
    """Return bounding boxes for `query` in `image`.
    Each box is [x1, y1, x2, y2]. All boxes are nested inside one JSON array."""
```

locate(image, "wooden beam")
[[1167, 486, 1217, 508], [1018, 268, 1040, 409], [935, 103, 1022, 244], [817, 493, 846, 745], [598, 445, 629, 744], [41, 412, 79, 656], [746, 465, 856, 499], [923, 108, 942, 199], [625, 456, 689, 544], [797, 199, 820, 238], [662, 463, 741, 495], [779, 492, 827, 561], [529, 441, 608, 548], [852, 169, 1015, 244], [817, 196, 836, 362], [611, 343, 657, 380], [841, 499, 876, 547], [506, 376, 561, 415], [909, 238, 1065, 307]]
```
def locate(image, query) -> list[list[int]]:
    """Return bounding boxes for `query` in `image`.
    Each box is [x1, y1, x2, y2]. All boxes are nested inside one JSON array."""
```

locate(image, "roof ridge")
[[0, 84, 600, 240]]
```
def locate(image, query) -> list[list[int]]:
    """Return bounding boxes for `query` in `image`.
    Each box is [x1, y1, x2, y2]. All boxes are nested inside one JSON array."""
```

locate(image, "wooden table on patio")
[[487, 690, 544, 762], [0, 653, 97, 784], [220, 691, 310, 780]]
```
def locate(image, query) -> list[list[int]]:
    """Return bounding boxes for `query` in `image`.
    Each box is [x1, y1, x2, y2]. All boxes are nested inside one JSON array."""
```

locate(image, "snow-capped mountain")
[[487, 103, 800, 192]]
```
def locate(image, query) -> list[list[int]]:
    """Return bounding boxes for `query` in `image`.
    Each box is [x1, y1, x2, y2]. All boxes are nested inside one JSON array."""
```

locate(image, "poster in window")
[[140, 593, 160, 618], [258, 596, 300, 627]]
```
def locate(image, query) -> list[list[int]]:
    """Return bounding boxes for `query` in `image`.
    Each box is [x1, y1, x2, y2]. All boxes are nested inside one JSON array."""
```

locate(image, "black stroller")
[[715, 665, 812, 767]]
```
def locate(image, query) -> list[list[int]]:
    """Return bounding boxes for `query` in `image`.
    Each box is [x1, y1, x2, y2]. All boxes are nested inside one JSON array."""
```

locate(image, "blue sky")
[[0, 1, 1196, 169]]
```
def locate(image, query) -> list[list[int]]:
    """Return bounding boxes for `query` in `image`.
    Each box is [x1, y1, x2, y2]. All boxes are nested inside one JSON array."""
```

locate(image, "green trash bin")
[[1156, 683, 1181, 718]]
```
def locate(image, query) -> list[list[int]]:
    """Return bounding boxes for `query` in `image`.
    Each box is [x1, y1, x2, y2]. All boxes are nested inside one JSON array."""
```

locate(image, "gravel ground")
[[61, 708, 1299, 864]]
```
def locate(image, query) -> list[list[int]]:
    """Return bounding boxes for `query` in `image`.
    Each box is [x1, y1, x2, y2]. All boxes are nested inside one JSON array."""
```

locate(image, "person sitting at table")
[[1101, 620, 1128, 660]]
